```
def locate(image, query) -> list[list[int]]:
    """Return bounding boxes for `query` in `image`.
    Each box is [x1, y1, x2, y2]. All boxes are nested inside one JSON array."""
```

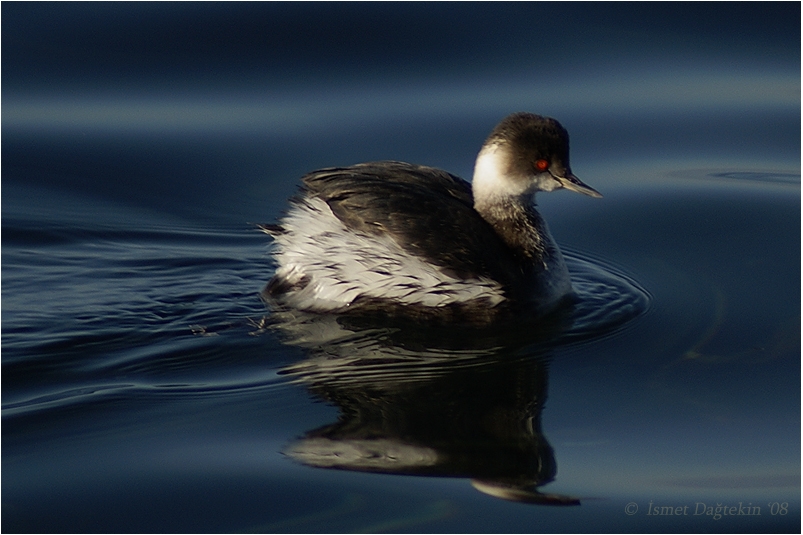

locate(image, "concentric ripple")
[[561, 249, 651, 344]]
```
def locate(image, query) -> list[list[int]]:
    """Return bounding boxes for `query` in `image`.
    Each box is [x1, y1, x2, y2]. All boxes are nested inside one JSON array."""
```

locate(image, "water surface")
[[2, 3, 800, 533]]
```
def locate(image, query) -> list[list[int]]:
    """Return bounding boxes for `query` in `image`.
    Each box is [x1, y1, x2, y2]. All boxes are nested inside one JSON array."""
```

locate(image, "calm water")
[[2, 3, 800, 533]]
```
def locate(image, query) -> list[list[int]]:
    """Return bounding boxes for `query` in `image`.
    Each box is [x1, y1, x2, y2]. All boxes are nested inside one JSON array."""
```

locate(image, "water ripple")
[[3, 210, 649, 415], [708, 171, 800, 184], [562, 249, 651, 345]]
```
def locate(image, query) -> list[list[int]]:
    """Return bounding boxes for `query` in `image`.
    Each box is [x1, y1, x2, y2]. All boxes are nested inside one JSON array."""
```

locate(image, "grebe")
[[262, 112, 601, 321]]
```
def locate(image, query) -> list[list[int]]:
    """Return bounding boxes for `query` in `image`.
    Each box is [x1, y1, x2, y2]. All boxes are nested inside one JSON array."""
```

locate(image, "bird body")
[[263, 113, 600, 321]]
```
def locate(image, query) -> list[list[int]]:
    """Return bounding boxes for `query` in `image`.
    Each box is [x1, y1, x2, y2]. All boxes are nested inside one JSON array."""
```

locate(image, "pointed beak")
[[552, 172, 602, 198]]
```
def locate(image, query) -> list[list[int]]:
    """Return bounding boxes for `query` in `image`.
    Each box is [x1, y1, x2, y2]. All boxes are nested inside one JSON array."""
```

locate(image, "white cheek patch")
[[471, 145, 527, 202], [268, 197, 506, 311]]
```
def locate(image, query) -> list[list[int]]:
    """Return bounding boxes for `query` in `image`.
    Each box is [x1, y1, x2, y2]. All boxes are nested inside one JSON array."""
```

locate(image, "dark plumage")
[[298, 162, 526, 286]]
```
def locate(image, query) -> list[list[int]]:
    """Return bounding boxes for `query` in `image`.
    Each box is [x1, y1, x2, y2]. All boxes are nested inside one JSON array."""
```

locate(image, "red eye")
[[535, 159, 549, 171]]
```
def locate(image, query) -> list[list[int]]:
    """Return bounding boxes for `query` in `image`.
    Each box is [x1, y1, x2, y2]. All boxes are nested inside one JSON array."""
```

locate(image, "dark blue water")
[[3, 3, 800, 533]]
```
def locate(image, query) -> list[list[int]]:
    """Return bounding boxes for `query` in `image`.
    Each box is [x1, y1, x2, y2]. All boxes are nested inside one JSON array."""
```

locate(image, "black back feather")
[[299, 161, 525, 287]]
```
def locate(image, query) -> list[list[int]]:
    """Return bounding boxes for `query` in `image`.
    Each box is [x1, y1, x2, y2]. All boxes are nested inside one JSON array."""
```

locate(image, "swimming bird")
[[261, 112, 601, 322]]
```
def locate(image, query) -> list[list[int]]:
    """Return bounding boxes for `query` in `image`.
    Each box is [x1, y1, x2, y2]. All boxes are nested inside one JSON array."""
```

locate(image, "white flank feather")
[[269, 197, 506, 311]]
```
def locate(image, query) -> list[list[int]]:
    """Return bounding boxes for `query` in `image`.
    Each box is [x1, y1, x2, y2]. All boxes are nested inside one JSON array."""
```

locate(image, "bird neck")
[[472, 144, 545, 260], [475, 195, 546, 262]]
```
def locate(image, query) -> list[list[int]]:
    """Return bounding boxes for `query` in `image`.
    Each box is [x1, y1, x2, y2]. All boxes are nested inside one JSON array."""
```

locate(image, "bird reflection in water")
[[270, 309, 580, 506]]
